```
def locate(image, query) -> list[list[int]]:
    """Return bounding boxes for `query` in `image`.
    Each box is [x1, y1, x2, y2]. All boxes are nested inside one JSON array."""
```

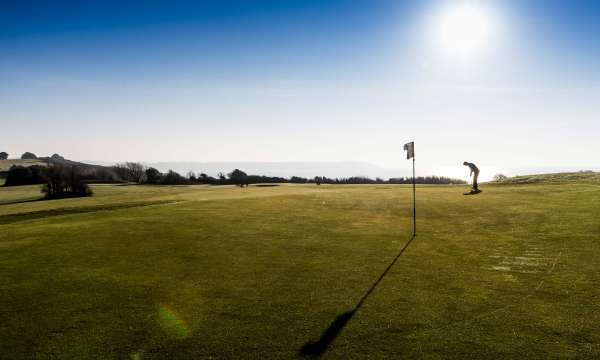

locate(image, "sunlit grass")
[[1, 182, 599, 358]]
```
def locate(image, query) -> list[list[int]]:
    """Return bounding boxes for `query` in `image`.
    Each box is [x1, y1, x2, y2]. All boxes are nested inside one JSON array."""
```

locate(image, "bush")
[[4, 165, 47, 186]]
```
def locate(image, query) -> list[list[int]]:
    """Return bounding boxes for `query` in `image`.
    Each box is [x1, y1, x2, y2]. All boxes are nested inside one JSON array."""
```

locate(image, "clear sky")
[[2, 0, 599, 179]]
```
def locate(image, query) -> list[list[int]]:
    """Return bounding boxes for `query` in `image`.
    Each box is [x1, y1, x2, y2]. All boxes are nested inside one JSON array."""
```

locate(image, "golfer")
[[463, 161, 480, 192]]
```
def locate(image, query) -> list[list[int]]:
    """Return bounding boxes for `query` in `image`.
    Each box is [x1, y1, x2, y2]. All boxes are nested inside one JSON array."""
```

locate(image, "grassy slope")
[[501, 171, 600, 184], [0, 159, 47, 172], [1, 183, 599, 359]]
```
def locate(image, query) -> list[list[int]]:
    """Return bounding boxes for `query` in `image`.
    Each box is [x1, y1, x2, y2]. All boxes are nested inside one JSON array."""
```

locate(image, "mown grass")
[[1, 182, 599, 358]]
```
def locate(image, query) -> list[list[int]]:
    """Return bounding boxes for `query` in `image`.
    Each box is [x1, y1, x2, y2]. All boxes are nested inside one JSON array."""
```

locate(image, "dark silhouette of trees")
[[4, 165, 47, 186], [50, 153, 65, 161], [290, 176, 308, 184], [493, 174, 508, 182], [199, 173, 209, 184], [161, 170, 189, 185], [21, 152, 37, 160], [228, 169, 248, 187], [0, 152, 7, 160], [145, 167, 162, 184], [114, 162, 146, 183], [42, 165, 92, 199], [97, 165, 467, 187]]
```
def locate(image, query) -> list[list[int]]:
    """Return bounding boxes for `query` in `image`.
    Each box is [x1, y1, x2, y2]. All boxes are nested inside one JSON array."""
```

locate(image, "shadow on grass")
[[0, 197, 44, 206], [300, 234, 417, 357], [0, 200, 180, 225]]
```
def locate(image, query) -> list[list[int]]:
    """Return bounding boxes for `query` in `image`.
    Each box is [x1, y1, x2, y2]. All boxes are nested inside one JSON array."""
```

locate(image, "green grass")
[[1, 183, 600, 358]]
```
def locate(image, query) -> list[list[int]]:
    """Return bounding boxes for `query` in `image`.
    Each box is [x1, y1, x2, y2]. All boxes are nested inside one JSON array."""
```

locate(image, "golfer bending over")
[[463, 162, 480, 192]]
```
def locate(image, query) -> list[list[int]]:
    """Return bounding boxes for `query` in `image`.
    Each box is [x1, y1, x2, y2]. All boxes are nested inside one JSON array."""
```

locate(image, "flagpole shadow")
[[300, 234, 417, 357]]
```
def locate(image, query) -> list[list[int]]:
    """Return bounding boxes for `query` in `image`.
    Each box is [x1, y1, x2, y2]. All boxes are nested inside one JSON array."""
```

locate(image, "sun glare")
[[433, 3, 495, 58]]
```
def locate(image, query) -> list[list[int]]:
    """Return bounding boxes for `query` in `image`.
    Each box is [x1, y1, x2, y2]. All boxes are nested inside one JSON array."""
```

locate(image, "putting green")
[[1, 183, 599, 358]]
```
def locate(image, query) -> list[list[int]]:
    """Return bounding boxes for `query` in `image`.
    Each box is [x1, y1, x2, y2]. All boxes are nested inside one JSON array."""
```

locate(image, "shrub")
[[4, 165, 47, 186]]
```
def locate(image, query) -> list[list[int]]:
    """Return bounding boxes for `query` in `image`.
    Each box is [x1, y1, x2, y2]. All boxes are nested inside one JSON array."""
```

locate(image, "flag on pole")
[[404, 141, 414, 159]]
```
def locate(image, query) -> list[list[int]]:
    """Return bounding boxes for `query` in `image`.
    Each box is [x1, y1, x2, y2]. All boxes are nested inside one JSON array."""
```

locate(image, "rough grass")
[[499, 171, 600, 184], [1, 183, 600, 358]]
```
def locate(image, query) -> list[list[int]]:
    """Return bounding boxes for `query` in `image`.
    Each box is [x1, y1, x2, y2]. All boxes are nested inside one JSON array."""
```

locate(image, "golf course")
[[1, 180, 599, 358]]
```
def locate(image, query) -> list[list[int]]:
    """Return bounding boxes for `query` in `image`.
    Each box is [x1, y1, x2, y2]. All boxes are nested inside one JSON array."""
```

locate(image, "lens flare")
[[157, 303, 190, 339]]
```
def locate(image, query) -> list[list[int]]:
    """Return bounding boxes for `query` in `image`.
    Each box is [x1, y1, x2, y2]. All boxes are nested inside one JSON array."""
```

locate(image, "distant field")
[[1, 183, 600, 358], [0, 159, 47, 172]]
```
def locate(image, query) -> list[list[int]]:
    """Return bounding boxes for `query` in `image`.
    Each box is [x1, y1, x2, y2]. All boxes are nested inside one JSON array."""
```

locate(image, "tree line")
[[2, 158, 466, 192], [3, 161, 466, 188]]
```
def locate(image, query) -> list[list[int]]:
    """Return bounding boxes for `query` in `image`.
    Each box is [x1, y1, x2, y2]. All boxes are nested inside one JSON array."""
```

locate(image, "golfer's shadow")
[[300, 234, 417, 357]]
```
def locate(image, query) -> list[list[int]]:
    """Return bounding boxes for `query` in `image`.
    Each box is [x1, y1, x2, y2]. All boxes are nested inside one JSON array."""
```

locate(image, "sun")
[[434, 3, 494, 58]]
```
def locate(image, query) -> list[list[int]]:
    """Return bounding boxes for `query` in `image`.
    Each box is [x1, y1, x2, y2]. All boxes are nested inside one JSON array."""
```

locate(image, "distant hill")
[[498, 171, 600, 184], [0, 156, 117, 182], [0, 159, 47, 172]]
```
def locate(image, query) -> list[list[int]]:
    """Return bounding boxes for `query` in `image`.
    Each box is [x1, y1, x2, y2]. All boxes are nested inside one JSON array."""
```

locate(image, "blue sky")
[[1, 0, 599, 179]]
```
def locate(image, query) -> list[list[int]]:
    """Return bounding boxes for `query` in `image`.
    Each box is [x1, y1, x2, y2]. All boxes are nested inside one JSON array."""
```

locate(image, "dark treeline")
[[3, 164, 92, 199], [140, 167, 466, 186], [2, 157, 466, 188], [4, 165, 48, 186]]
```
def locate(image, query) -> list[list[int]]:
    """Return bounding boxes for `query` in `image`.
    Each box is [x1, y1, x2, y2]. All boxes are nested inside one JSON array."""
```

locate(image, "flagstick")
[[412, 156, 416, 237]]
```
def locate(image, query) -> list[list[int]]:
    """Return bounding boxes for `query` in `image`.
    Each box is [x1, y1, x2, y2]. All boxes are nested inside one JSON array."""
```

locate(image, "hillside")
[[0, 159, 47, 172], [0, 157, 110, 175], [499, 171, 600, 184]]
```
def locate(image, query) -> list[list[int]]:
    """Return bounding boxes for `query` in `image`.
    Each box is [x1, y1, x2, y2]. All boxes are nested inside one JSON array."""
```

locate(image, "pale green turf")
[[1, 183, 599, 359]]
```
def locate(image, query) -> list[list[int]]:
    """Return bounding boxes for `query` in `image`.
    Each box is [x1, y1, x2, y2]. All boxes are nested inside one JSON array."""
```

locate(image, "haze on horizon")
[[2, 0, 599, 181]]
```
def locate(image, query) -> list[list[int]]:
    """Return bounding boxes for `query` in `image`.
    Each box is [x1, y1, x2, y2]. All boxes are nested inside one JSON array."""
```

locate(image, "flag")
[[404, 141, 414, 159]]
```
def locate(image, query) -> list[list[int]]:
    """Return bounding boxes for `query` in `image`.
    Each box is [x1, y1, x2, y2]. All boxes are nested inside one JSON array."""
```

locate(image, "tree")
[[0, 152, 7, 160], [50, 153, 65, 161], [42, 164, 92, 199], [21, 152, 37, 160], [4, 165, 47, 186], [126, 162, 146, 183], [161, 170, 189, 185], [187, 171, 197, 183], [199, 173, 209, 184], [145, 167, 162, 184], [493, 174, 508, 182], [114, 162, 146, 183], [228, 169, 248, 187], [290, 176, 308, 184]]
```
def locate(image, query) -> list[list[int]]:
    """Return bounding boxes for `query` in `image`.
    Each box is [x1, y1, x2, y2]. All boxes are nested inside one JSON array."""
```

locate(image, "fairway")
[[1, 183, 600, 358]]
